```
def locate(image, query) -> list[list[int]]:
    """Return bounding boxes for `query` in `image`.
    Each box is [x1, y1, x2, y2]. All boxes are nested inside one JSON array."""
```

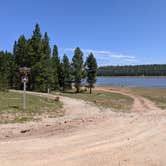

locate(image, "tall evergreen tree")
[[85, 53, 97, 94], [72, 47, 84, 93], [30, 23, 45, 91], [6, 52, 17, 89], [13, 41, 17, 57], [41, 32, 52, 92], [51, 45, 60, 90], [0, 51, 16, 91], [58, 62, 65, 90], [62, 54, 72, 90], [13, 35, 30, 89], [0, 51, 8, 90], [14, 35, 30, 67], [25, 24, 40, 91], [31, 24, 42, 59]]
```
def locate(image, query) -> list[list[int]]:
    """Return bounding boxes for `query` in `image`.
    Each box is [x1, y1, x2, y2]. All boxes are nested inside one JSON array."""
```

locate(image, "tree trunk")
[[90, 87, 92, 94], [76, 87, 79, 93]]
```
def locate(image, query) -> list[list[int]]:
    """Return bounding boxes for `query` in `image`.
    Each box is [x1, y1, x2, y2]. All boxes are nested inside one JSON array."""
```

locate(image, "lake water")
[[96, 77, 166, 88]]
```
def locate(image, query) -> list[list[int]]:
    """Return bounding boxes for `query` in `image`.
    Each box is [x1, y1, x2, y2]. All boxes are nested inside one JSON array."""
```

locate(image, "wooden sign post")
[[19, 67, 31, 111]]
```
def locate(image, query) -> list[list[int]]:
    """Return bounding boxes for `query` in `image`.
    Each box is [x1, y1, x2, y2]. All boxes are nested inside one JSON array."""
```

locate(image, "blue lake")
[[96, 77, 166, 88]]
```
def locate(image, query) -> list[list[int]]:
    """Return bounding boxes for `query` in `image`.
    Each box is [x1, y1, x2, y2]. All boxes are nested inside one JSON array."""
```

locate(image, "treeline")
[[97, 65, 166, 76], [0, 24, 97, 93]]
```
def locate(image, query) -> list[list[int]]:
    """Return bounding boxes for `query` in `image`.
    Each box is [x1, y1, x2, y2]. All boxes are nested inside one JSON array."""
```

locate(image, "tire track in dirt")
[[96, 87, 161, 112]]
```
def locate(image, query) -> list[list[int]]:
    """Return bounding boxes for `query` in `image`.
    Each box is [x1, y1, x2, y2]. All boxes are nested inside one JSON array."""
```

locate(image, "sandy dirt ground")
[[0, 87, 166, 166]]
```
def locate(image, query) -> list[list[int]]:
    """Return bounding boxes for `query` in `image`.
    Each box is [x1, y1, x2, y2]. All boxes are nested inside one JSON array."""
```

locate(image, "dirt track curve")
[[1, 89, 166, 166], [96, 87, 160, 112]]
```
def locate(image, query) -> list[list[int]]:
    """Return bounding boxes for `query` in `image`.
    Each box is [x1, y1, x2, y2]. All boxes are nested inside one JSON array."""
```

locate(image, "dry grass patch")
[[61, 90, 134, 112], [130, 88, 166, 109], [0, 91, 63, 124]]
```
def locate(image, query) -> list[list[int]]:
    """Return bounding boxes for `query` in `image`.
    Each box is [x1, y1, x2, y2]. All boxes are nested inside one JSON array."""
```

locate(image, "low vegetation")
[[61, 90, 134, 112], [130, 88, 166, 109], [0, 91, 63, 124]]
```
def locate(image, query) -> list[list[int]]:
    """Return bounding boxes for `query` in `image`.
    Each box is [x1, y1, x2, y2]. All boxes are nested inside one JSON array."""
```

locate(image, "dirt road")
[[0, 89, 166, 166], [96, 87, 160, 112]]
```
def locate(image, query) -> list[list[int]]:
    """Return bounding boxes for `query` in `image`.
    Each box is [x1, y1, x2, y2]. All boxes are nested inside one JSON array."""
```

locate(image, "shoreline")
[[95, 85, 166, 89], [97, 76, 166, 78]]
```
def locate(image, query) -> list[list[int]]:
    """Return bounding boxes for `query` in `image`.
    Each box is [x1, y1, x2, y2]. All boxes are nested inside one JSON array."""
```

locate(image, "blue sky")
[[0, 0, 166, 66]]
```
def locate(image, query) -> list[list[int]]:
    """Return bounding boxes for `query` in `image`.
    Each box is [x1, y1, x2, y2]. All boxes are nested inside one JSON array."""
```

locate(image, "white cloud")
[[110, 54, 136, 59], [63, 48, 138, 66]]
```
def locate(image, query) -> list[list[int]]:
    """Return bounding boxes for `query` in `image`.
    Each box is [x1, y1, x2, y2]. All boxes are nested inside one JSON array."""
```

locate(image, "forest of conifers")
[[97, 65, 166, 76], [0, 24, 97, 93], [1, 23, 165, 92]]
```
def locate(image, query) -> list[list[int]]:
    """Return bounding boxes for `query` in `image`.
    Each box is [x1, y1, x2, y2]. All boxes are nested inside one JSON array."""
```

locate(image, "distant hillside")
[[97, 64, 166, 76]]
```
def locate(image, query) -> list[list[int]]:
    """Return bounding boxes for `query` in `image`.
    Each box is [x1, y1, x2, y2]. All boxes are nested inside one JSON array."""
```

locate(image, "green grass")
[[0, 91, 63, 124], [61, 91, 134, 112], [129, 87, 166, 109]]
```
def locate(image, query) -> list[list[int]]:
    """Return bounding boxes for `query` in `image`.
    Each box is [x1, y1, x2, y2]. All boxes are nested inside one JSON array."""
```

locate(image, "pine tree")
[[14, 35, 30, 67], [72, 47, 84, 93], [30, 23, 44, 91], [41, 32, 52, 92], [58, 62, 65, 91], [85, 53, 97, 94], [13, 41, 17, 57], [13, 35, 30, 89], [0, 51, 8, 90], [0, 51, 16, 91], [31, 24, 42, 62], [51, 45, 60, 90], [6, 52, 17, 89], [62, 54, 72, 90]]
